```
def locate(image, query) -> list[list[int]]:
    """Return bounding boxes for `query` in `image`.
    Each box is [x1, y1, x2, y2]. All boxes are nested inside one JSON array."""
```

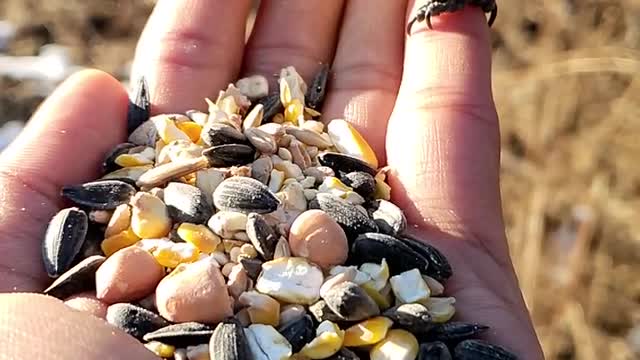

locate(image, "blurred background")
[[1, 1, 639, 358]]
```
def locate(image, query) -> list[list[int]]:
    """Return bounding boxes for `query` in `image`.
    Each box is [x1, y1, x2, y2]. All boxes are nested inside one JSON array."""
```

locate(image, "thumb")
[[0, 70, 128, 291]]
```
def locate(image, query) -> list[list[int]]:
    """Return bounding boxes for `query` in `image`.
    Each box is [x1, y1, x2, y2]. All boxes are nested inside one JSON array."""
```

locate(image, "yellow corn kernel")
[[284, 99, 304, 125], [239, 291, 281, 326], [176, 121, 203, 143], [327, 119, 378, 169], [370, 329, 418, 360], [421, 297, 456, 323], [130, 192, 172, 239], [153, 115, 191, 143], [279, 78, 293, 107], [102, 165, 153, 182], [144, 341, 175, 358], [318, 177, 353, 198], [343, 317, 393, 347], [135, 238, 172, 252], [300, 321, 344, 359], [177, 223, 221, 253], [101, 228, 140, 257], [114, 153, 154, 167], [361, 282, 392, 310], [105, 204, 132, 238], [152, 242, 200, 268]]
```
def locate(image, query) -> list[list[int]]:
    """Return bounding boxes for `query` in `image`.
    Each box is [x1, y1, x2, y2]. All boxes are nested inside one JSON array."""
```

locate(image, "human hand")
[[0, 1, 543, 359]]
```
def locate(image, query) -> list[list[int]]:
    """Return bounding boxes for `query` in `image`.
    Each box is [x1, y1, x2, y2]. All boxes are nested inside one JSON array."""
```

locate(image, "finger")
[[387, 5, 504, 244], [0, 294, 157, 360], [241, 0, 345, 82], [132, 0, 252, 114], [322, 0, 407, 163], [0, 70, 128, 292]]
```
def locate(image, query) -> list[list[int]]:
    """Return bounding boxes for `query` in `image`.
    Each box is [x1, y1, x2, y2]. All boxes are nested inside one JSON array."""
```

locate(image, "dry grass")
[[495, 1, 640, 358], [2, 0, 640, 358]]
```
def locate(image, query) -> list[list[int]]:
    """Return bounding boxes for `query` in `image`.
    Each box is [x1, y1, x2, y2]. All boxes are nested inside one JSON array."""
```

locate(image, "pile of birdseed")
[[40, 65, 518, 360]]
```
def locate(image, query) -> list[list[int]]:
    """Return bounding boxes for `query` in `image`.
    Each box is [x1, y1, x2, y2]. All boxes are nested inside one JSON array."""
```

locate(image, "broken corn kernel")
[[105, 204, 132, 238], [362, 282, 392, 310], [390, 269, 431, 304], [130, 192, 172, 239], [318, 176, 353, 199], [421, 297, 456, 323], [370, 329, 418, 360], [153, 115, 191, 143], [360, 258, 390, 291], [176, 121, 202, 143], [101, 228, 140, 256], [114, 153, 154, 167], [177, 223, 221, 253], [343, 316, 393, 347], [144, 341, 175, 358], [300, 321, 344, 359], [285, 99, 304, 125], [152, 242, 200, 268], [373, 169, 391, 200], [327, 119, 378, 169], [239, 291, 281, 326]]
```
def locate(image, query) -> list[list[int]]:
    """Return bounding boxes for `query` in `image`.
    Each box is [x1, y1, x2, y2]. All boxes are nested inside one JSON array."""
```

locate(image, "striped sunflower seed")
[[213, 177, 279, 214], [126, 77, 150, 135], [321, 281, 380, 322], [42, 207, 88, 278], [143, 322, 215, 347], [453, 340, 517, 360], [164, 182, 212, 224], [203, 144, 256, 167], [315, 193, 378, 241], [43, 255, 104, 299], [106, 303, 170, 340], [62, 180, 137, 210], [246, 213, 278, 261], [349, 233, 430, 276], [209, 319, 252, 360]]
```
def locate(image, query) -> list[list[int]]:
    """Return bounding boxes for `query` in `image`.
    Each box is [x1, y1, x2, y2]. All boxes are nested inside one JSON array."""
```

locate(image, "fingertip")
[[0, 293, 157, 360]]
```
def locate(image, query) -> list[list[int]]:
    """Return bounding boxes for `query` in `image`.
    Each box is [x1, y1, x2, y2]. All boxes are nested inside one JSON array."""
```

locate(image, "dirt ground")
[[1, 1, 640, 358]]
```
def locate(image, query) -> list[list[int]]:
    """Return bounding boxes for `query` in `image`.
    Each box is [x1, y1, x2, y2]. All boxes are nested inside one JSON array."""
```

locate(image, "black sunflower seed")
[[164, 182, 213, 224], [106, 303, 169, 340], [399, 235, 453, 281], [202, 144, 256, 167], [126, 76, 150, 135], [277, 314, 315, 353], [254, 93, 283, 123], [424, 322, 490, 343], [42, 207, 88, 278], [315, 193, 378, 241], [213, 177, 279, 214], [348, 233, 429, 275], [383, 303, 435, 335], [209, 319, 252, 360], [62, 180, 137, 210], [340, 171, 376, 198], [43, 255, 104, 299], [246, 213, 278, 260], [418, 342, 452, 360], [318, 152, 376, 176], [202, 122, 248, 147], [305, 64, 330, 111], [322, 281, 380, 322], [143, 322, 215, 347], [453, 340, 518, 360]]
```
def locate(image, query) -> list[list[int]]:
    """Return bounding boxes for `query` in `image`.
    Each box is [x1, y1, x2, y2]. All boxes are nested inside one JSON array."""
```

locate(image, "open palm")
[[0, 1, 543, 359]]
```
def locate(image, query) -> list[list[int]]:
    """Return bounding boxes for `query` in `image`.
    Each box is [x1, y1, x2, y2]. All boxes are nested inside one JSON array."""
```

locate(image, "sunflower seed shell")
[[42, 207, 89, 278], [213, 177, 280, 214]]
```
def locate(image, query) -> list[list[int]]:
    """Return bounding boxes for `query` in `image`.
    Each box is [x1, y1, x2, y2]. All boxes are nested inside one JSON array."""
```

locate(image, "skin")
[[0, 1, 544, 359]]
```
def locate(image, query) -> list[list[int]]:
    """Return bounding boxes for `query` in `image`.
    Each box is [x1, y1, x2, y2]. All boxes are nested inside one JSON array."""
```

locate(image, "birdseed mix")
[[40, 62, 516, 360]]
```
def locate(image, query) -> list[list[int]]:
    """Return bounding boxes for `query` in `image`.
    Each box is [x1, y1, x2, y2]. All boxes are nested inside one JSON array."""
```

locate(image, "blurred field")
[[1, 1, 640, 359]]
